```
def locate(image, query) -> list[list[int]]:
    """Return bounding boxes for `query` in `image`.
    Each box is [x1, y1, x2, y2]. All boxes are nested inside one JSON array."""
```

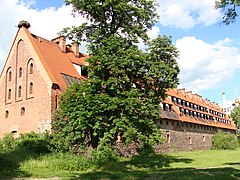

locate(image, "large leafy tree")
[[53, 0, 179, 152], [215, 0, 240, 25], [230, 105, 240, 132], [230, 104, 240, 137]]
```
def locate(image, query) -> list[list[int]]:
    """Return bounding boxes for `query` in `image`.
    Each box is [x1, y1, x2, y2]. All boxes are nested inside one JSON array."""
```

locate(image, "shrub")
[[16, 132, 51, 154], [212, 131, 238, 150], [92, 145, 118, 165], [0, 133, 16, 152]]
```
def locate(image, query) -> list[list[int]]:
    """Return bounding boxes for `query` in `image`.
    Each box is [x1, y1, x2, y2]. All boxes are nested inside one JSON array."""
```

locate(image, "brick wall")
[[0, 28, 53, 138]]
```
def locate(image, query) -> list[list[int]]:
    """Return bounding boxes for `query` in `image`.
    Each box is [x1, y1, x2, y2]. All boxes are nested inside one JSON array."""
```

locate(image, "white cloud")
[[147, 26, 160, 39], [0, 1, 86, 70], [176, 36, 240, 92], [157, 0, 222, 29]]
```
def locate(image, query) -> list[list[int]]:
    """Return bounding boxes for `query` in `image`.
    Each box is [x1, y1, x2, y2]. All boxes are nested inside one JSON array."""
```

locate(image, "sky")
[[0, 0, 240, 104]]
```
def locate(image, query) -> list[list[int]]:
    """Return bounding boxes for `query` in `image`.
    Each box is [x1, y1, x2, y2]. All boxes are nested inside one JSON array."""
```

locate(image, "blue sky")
[[0, 0, 240, 105]]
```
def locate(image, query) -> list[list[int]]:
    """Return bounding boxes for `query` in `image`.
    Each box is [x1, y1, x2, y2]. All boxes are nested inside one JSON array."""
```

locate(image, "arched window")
[[19, 67, 22, 77], [30, 63, 33, 74], [9, 71, 12, 81], [5, 110, 9, 118], [18, 86, 22, 97], [29, 82, 33, 94], [21, 107, 25, 116], [8, 89, 11, 100]]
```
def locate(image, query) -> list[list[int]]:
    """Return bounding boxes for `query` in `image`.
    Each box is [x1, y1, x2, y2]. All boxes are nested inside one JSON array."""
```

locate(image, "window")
[[189, 137, 192, 145], [9, 71, 12, 81], [21, 107, 25, 116], [30, 63, 33, 74], [166, 131, 170, 143], [19, 67, 22, 77], [18, 86, 22, 97], [8, 89, 11, 100], [5, 110, 9, 118], [29, 82, 33, 94]]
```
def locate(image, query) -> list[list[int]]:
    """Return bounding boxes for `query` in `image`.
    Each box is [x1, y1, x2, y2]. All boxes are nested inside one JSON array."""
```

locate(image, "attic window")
[[9, 71, 12, 81], [29, 82, 33, 94], [18, 86, 22, 97], [5, 110, 9, 118], [30, 63, 33, 74], [19, 67, 22, 77], [8, 89, 11, 100]]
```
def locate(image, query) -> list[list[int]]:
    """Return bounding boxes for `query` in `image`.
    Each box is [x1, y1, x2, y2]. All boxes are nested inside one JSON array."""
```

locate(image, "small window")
[[18, 86, 22, 97], [11, 130, 18, 138], [166, 131, 170, 143], [5, 110, 9, 118], [29, 82, 33, 94], [21, 107, 25, 116], [9, 71, 12, 81], [8, 89, 11, 100], [189, 137, 192, 145], [30, 63, 33, 74], [19, 67, 22, 77], [203, 136, 206, 143]]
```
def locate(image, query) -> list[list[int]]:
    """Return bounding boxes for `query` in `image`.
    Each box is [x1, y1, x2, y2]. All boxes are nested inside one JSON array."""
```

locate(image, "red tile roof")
[[24, 27, 88, 90], [162, 89, 237, 131]]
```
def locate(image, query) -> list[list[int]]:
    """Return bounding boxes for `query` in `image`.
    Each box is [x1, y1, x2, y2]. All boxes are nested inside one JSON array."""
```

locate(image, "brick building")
[[157, 88, 237, 152], [0, 22, 237, 152], [0, 21, 88, 138]]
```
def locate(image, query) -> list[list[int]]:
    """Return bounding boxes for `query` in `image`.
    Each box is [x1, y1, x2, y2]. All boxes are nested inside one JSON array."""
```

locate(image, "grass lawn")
[[1, 148, 240, 179]]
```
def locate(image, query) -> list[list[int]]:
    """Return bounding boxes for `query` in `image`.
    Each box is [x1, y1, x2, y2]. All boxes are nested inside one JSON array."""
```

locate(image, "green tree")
[[53, 0, 179, 153], [215, 0, 240, 25], [230, 104, 240, 135], [230, 105, 240, 124]]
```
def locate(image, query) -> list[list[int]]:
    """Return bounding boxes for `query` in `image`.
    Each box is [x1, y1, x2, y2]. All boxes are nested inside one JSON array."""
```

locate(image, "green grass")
[[1, 148, 240, 179]]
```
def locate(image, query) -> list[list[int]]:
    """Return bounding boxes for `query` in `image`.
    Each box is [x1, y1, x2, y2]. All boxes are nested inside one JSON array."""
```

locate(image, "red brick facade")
[[0, 24, 87, 138]]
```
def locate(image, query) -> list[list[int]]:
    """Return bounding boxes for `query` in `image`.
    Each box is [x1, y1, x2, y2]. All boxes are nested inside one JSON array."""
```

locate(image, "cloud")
[[176, 36, 240, 92], [157, 0, 222, 29], [0, 1, 86, 70]]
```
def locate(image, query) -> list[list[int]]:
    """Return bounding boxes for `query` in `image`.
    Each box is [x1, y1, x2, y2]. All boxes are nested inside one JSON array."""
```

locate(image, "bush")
[[16, 132, 51, 154], [92, 145, 118, 165], [212, 131, 238, 150], [0, 133, 16, 152]]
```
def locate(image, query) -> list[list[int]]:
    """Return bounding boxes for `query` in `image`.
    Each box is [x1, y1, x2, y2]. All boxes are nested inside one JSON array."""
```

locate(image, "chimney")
[[186, 91, 193, 99], [204, 98, 210, 105], [179, 88, 186, 96], [72, 42, 79, 58], [52, 36, 66, 53]]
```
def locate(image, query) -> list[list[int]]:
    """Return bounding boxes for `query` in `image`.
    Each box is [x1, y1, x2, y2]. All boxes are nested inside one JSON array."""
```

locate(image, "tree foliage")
[[230, 105, 240, 125], [212, 131, 238, 150], [53, 0, 180, 153], [215, 0, 240, 25]]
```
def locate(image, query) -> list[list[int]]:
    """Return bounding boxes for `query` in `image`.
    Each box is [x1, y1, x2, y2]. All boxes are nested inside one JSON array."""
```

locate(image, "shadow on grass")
[[75, 167, 240, 180], [72, 154, 240, 180], [0, 148, 42, 179]]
